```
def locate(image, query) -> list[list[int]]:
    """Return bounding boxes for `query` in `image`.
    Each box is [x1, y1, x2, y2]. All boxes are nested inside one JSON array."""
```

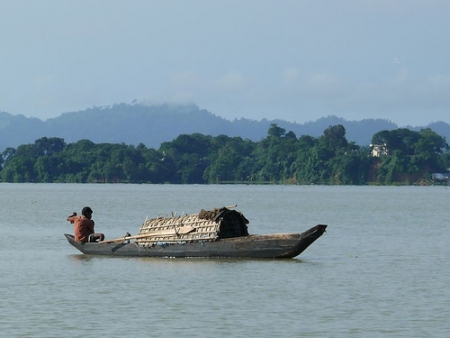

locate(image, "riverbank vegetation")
[[1, 124, 449, 185]]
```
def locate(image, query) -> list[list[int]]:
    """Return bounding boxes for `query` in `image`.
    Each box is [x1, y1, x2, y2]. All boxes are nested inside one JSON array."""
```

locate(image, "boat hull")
[[64, 224, 327, 259]]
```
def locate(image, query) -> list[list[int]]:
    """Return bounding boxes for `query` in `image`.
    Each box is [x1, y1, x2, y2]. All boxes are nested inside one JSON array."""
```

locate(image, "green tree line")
[[1, 124, 449, 185]]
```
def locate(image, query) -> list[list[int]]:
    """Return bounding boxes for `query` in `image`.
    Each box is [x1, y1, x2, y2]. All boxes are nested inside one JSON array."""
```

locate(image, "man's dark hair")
[[82, 207, 93, 216]]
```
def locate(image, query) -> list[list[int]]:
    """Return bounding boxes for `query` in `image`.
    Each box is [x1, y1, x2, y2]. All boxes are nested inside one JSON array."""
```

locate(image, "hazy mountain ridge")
[[1, 104, 449, 152]]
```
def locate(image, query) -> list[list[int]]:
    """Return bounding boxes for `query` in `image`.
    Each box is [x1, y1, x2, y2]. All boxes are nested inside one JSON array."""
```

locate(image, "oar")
[[99, 226, 195, 244], [98, 206, 236, 244]]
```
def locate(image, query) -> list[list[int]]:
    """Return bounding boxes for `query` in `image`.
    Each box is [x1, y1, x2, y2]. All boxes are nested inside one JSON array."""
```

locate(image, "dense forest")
[[1, 124, 449, 185]]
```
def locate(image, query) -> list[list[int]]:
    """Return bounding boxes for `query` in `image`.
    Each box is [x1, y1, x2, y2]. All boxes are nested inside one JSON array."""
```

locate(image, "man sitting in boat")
[[66, 207, 105, 243]]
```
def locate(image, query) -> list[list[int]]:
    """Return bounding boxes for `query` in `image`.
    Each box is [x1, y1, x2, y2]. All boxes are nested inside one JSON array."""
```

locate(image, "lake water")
[[0, 184, 449, 337]]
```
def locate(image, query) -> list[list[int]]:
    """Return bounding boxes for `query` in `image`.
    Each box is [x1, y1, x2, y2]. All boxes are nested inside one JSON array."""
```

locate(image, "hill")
[[1, 103, 449, 151]]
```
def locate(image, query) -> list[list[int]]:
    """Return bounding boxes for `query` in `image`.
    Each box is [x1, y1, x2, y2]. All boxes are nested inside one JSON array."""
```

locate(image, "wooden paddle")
[[98, 225, 195, 244], [98, 205, 236, 244]]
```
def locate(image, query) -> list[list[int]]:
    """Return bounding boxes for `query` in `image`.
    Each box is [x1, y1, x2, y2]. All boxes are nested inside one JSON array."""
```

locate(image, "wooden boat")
[[64, 206, 327, 259]]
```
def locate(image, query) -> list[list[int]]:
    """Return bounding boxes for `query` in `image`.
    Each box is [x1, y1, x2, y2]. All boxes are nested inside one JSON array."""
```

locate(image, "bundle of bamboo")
[[136, 213, 220, 247], [135, 206, 249, 247], [98, 206, 249, 246]]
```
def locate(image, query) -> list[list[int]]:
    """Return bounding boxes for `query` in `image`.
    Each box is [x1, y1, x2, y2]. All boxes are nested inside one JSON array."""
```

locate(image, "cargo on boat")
[[64, 206, 327, 258]]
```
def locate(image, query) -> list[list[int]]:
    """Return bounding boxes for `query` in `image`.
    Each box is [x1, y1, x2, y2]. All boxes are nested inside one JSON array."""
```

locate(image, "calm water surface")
[[0, 184, 449, 337]]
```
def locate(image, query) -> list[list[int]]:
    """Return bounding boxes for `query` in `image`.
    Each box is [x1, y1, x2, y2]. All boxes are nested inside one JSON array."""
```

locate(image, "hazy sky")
[[1, 0, 449, 126]]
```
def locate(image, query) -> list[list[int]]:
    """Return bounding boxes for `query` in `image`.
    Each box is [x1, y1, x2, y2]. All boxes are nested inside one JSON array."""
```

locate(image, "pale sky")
[[1, 0, 449, 126]]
